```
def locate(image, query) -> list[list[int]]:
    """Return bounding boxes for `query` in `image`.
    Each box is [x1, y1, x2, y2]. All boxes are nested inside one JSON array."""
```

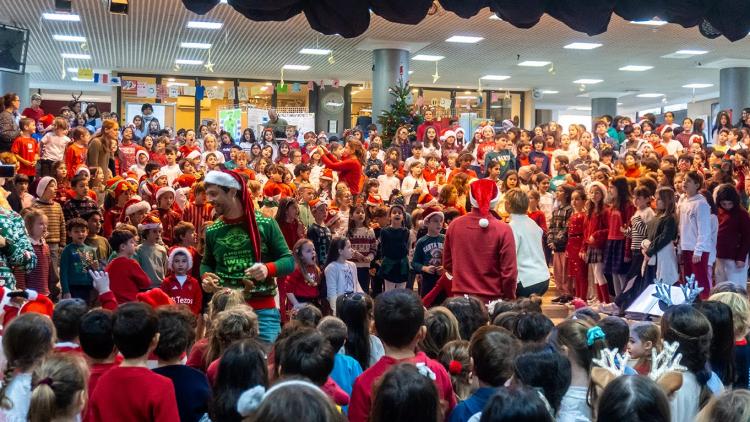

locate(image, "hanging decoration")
[[61, 57, 66, 80], [432, 61, 440, 84], [306, 81, 314, 91], [204, 48, 215, 73]]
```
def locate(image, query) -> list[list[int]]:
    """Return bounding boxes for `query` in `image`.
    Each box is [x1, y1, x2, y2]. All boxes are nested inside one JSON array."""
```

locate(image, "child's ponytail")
[[28, 354, 88, 422]]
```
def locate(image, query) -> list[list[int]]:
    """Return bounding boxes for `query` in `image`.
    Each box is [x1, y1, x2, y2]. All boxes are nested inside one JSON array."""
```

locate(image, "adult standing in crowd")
[[265, 108, 288, 139], [201, 170, 294, 342], [319, 141, 366, 196], [88, 120, 117, 179], [443, 178, 518, 301], [0, 93, 21, 152], [21, 93, 45, 126], [416, 108, 441, 144]]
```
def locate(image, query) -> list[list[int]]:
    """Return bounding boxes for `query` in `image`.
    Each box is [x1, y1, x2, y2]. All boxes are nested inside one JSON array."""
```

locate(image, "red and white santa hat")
[[167, 247, 193, 271], [421, 206, 444, 223], [587, 181, 609, 203], [469, 179, 501, 228], [308, 198, 327, 210], [124, 198, 151, 216], [35, 176, 56, 198], [138, 214, 162, 232], [156, 186, 176, 202], [136, 288, 175, 309], [324, 208, 341, 227], [136, 149, 150, 162], [417, 192, 438, 208], [455, 127, 465, 135], [75, 166, 91, 178], [19, 292, 54, 318], [440, 130, 456, 141], [320, 168, 334, 181], [186, 150, 201, 161], [173, 174, 197, 189], [365, 194, 383, 207]]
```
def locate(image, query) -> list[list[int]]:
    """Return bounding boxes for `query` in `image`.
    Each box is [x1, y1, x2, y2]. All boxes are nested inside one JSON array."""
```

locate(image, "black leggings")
[[516, 279, 550, 298], [356, 267, 370, 294]]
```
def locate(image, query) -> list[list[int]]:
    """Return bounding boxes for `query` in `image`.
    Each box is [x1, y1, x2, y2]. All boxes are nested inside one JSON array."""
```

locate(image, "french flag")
[[93, 73, 109, 84]]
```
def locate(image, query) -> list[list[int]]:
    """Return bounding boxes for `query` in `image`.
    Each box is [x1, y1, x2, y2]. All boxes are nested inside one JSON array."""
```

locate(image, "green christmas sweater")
[[0, 207, 36, 290], [200, 211, 294, 300]]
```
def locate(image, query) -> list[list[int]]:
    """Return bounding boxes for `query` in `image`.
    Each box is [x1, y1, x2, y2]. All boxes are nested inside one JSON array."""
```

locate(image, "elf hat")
[[417, 192, 438, 208], [203, 170, 262, 263], [167, 247, 193, 271], [123, 198, 150, 217], [422, 206, 444, 223], [320, 168, 333, 181], [308, 198, 327, 210], [34, 176, 55, 198], [365, 194, 383, 207], [156, 186, 176, 202], [136, 288, 174, 309], [106, 176, 135, 197], [469, 178, 501, 228], [138, 214, 162, 232]]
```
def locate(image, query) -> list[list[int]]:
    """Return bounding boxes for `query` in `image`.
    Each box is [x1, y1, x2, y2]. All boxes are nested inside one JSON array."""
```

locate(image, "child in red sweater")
[[285, 238, 322, 312], [263, 164, 295, 198], [160, 247, 202, 315], [348, 290, 456, 422], [20, 209, 57, 295], [105, 230, 152, 304], [87, 302, 179, 422], [171, 221, 202, 280], [152, 186, 181, 246]]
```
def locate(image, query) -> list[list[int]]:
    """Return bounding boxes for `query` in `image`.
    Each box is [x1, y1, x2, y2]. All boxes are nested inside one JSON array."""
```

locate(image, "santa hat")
[[75, 166, 90, 178], [124, 198, 151, 216], [440, 130, 456, 141], [136, 149, 150, 162], [422, 206, 444, 223], [320, 168, 333, 181], [136, 288, 174, 309], [324, 208, 341, 227], [173, 174, 197, 189], [455, 127, 465, 135], [153, 171, 168, 183], [308, 198, 327, 210], [186, 150, 201, 161], [156, 186, 176, 202], [138, 214, 162, 232], [204, 170, 262, 262], [39, 114, 55, 128], [468, 179, 501, 228], [20, 293, 54, 318], [106, 176, 134, 197], [35, 176, 55, 198], [417, 192, 438, 208], [365, 194, 383, 207], [587, 181, 609, 202], [168, 247, 193, 271]]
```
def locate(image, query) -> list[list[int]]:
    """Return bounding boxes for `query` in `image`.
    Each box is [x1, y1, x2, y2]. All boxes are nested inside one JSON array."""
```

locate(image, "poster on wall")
[[247, 107, 269, 135], [219, 108, 242, 140], [121, 79, 138, 94], [124, 102, 171, 128], [278, 112, 315, 136]]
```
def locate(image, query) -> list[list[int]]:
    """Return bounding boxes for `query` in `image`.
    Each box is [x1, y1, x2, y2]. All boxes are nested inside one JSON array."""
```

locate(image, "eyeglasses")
[[343, 292, 365, 301]]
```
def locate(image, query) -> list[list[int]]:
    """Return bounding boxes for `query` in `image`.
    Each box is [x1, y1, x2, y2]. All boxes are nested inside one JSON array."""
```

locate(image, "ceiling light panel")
[[181, 42, 212, 49], [636, 93, 664, 98], [282, 64, 310, 70], [53, 35, 86, 42], [619, 65, 653, 71], [564, 42, 602, 50], [187, 21, 223, 29], [61, 53, 91, 59], [412, 55, 445, 61], [480, 75, 511, 80], [630, 20, 668, 26], [518, 61, 551, 67], [445, 36, 484, 43], [682, 83, 714, 89], [299, 48, 331, 55], [43, 13, 80, 21], [175, 59, 203, 65], [573, 79, 602, 84]]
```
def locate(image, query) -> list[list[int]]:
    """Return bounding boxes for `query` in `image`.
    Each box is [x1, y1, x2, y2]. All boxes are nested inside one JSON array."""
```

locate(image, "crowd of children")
[[1, 92, 750, 420]]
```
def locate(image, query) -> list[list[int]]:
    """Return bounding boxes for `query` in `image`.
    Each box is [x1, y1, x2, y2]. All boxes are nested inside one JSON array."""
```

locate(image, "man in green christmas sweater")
[[201, 170, 293, 342]]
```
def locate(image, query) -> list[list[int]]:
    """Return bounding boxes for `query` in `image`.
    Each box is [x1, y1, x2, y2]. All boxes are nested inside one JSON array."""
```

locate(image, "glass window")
[[421, 89, 453, 120], [489, 91, 521, 126], [163, 77, 196, 131], [276, 82, 309, 110], [238, 81, 273, 110], [199, 79, 236, 128], [120, 75, 157, 127], [455, 90, 486, 119], [351, 86, 372, 128]]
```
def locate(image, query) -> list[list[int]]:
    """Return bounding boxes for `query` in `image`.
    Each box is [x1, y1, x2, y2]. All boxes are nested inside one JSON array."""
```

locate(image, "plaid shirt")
[[548, 204, 573, 252]]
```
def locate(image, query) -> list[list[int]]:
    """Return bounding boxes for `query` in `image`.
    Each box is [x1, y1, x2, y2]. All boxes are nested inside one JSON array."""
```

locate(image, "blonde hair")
[[505, 188, 529, 214], [205, 305, 259, 365], [438, 340, 473, 401], [53, 117, 69, 131], [709, 292, 750, 338], [696, 389, 750, 422], [28, 354, 88, 422]]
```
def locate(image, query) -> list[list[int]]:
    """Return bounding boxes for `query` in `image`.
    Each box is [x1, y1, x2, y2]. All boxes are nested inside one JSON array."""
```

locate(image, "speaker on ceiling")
[[110, 0, 128, 15], [55, 0, 72, 13]]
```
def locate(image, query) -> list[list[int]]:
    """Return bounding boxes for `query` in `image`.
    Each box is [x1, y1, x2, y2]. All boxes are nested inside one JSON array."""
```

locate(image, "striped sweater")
[[182, 202, 214, 232], [33, 199, 66, 245]]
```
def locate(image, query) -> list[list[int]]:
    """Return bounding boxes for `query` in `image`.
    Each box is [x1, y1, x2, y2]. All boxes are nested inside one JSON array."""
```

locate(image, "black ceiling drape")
[[181, 0, 750, 41]]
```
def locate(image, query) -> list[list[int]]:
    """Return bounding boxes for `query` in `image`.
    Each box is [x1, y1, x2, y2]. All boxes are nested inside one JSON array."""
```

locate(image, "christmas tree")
[[377, 77, 422, 146]]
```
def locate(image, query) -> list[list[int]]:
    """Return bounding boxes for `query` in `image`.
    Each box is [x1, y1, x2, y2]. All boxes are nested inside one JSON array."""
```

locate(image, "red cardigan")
[[443, 211, 518, 300], [105, 256, 153, 304], [321, 153, 363, 195], [717, 207, 750, 261]]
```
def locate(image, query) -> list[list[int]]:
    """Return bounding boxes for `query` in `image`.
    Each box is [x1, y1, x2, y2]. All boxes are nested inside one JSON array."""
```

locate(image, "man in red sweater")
[[443, 179, 518, 301], [87, 302, 179, 422]]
